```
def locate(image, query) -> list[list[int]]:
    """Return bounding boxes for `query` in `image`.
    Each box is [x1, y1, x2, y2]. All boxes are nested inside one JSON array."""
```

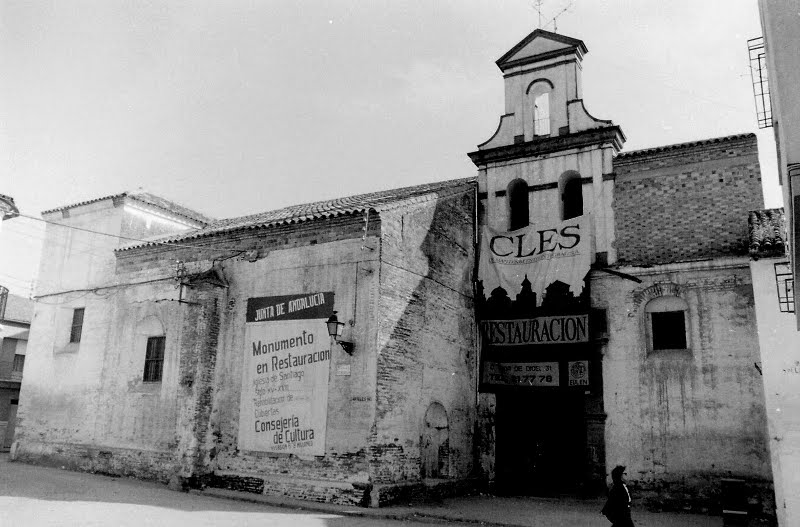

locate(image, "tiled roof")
[[1, 193, 19, 219], [41, 191, 213, 225], [118, 177, 477, 251], [617, 133, 756, 159], [748, 208, 786, 258]]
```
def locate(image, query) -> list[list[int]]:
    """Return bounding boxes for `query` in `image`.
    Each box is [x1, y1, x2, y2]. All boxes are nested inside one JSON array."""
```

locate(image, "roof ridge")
[[117, 177, 477, 251], [617, 133, 756, 159], [41, 190, 213, 225]]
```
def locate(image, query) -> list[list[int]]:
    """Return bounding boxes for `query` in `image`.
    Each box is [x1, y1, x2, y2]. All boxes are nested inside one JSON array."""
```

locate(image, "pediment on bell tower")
[[496, 29, 587, 72]]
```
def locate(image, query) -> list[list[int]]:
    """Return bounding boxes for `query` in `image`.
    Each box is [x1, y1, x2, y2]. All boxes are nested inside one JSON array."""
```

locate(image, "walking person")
[[601, 465, 635, 526]]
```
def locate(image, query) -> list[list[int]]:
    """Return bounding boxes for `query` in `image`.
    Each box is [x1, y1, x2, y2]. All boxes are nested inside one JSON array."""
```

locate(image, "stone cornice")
[[467, 126, 624, 167]]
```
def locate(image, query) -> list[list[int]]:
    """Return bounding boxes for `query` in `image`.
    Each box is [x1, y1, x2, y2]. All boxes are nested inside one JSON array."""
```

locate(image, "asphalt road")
[[0, 455, 451, 527]]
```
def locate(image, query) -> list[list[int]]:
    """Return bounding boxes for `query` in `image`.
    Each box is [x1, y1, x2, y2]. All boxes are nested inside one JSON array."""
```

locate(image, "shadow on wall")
[[370, 189, 476, 496]]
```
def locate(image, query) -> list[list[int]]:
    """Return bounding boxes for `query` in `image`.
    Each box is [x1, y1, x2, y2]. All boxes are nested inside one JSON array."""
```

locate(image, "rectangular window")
[[143, 336, 166, 383], [69, 308, 85, 343], [651, 311, 687, 350], [775, 262, 795, 313], [12, 354, 25, 373]]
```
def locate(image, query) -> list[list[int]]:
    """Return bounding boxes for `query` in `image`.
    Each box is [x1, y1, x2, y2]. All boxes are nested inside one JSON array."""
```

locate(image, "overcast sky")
[[0, 0, 777, 296]]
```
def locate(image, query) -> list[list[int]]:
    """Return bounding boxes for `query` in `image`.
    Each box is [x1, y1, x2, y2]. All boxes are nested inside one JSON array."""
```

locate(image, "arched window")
[[561, 173, 583, 220], [645, 296, 689, 351], [507, 179, 529, 230], [533, 92, 550, 136]]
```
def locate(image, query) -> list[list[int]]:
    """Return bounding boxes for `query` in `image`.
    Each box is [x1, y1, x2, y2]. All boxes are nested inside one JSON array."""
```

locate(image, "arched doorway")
[[421, 402, 449, 479]]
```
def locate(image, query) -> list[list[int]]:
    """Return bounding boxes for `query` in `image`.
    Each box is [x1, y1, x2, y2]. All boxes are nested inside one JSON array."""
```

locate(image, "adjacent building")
[[0, 287, 33, 451], [11, 29, 776, 521], [748, 208, 798, 527], [752, 4, 800, 525]]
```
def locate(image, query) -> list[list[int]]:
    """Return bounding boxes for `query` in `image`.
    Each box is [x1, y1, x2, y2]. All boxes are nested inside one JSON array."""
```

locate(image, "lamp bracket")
[[338, 341, 355, 355]]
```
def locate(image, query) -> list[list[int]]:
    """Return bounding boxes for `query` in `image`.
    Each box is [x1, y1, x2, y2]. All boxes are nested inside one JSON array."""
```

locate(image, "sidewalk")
[[200, 487, 725, 527]]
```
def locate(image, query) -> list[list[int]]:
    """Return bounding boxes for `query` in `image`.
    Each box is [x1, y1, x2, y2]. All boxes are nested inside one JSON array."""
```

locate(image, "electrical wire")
[[17, 212, 246, 255]]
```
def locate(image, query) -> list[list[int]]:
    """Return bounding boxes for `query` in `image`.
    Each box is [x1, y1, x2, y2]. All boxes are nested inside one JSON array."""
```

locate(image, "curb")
[[192, 487, 527, 526]]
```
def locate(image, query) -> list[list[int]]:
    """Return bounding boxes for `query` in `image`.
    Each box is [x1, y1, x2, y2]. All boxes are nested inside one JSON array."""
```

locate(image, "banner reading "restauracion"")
[[480, 315, 589, 346]]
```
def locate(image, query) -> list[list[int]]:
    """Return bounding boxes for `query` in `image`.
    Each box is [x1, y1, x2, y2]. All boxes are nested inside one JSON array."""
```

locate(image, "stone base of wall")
[[203, 471, 480, 508], [370, 477, 479, 507], [632, 474, 776, 525], [10, 440, 177, 484], [204, 471, 370, 506]]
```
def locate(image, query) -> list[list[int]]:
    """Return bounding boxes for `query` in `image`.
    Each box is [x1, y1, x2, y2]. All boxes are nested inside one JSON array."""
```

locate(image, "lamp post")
[[326, 311, 354, 355]]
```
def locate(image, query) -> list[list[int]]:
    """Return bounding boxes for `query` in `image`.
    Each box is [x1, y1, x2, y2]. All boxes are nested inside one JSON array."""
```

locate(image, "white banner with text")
[[479, 214, 592, 299], [238, 292, 333, 455]]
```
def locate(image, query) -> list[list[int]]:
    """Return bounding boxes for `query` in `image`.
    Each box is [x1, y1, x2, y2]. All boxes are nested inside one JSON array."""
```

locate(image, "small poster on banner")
[[483, 361, 559, 387], [568, 360, 590, 386]]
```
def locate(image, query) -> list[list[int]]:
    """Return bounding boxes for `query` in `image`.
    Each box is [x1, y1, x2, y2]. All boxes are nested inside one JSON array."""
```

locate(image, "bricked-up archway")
[[421, 402, 449, 479]]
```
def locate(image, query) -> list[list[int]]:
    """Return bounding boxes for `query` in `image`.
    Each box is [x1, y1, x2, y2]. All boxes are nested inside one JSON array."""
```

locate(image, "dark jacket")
[[602, 482, 634, 526]]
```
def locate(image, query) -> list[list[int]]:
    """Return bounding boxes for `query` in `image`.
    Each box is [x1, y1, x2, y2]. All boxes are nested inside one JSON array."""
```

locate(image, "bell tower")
[[469, 28, 625, 265], [471, 29, 624, 496]]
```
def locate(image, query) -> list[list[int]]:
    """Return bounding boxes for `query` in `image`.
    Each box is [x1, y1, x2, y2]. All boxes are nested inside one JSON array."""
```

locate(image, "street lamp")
[[326, 311, 354, 355]]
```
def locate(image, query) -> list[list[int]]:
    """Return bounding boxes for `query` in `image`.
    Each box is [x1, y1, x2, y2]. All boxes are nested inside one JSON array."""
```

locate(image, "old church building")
[[13, 29, 774, 516]]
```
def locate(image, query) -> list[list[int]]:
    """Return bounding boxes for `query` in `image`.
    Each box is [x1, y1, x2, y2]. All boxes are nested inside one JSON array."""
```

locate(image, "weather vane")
[[532, 0, 575, 33]]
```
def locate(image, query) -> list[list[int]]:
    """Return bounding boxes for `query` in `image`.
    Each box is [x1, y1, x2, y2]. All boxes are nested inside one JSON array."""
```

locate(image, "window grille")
[[143, 336, 166, 383], [69, 308, 85, 343], [748, 37, 772, 129], [775, 262, 794, 313]]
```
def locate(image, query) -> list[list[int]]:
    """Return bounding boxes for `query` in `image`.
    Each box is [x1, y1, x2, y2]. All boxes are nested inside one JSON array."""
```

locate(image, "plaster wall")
[[13, 277, 195, 480], [15, 198, 207, 478], [37, 204, 125, 296], [36, 198, 196, 297], [750, 256, 800, 527], [502, 58, 576, 140], [593, 260, 773, 512], [759, 1, 800, 178]]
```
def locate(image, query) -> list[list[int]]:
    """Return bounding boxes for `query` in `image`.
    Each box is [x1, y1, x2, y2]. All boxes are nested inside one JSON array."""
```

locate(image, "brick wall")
[[613, 134, 763, 266], [372, 189, 477, 501], [201, 219, 382, 505]]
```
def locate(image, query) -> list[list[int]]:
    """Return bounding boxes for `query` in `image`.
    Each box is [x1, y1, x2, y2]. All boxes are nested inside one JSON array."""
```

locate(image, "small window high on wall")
[[561, 175, 583, 220], [70, 308, 85, 343], [533, 92, 550, 136], [507, 179, 529, 230], [645, 296, 689, 351]]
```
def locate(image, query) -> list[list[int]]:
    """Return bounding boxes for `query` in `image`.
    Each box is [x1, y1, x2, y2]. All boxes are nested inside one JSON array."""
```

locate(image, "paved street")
[[0, 455, 452, 527]]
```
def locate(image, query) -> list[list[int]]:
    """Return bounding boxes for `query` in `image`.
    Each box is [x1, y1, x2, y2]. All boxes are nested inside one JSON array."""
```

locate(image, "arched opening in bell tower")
[[527, 79, 554, 138], [560, 171, 584, 220], [507, 178, 530, 230]]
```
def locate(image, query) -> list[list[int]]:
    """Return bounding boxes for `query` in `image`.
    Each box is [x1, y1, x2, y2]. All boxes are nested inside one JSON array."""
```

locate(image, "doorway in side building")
[[3, 399, 18, 451], [495, 389, 587, 496]]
